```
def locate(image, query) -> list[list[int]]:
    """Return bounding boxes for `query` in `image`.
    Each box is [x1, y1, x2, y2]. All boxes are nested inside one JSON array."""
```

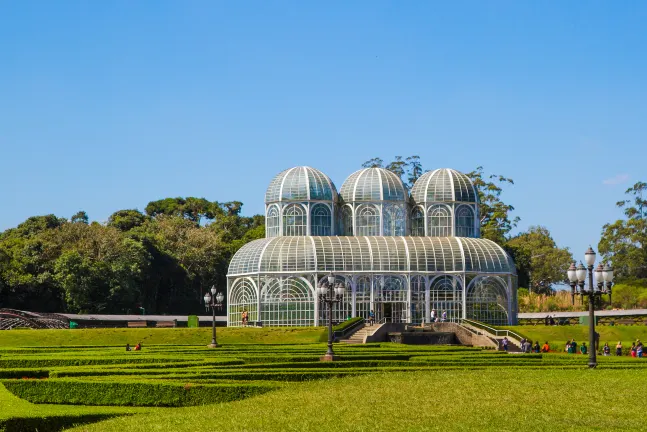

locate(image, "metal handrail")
[[333, 318, 366, 340], [460, 319, 524, 342]]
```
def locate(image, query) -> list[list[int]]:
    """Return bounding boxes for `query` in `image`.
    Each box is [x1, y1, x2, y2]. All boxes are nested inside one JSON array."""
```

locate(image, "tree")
[[466, 166, 519, 245], [599, 181, 647, 280], [506, 226, 573, 294], [70, 211, 89, 224], [108, 209, 148, 232]]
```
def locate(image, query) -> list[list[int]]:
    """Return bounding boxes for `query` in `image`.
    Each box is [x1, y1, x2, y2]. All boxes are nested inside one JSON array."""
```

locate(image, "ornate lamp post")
[[204, 285, 225, 348], [317, 272, 346, 361], [566, 247, 614, 368]]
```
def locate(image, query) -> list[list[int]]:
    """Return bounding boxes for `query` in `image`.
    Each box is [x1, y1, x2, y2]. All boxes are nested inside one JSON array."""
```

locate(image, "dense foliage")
[[0, 199, 264, 314], [599, 181, 647, 280]]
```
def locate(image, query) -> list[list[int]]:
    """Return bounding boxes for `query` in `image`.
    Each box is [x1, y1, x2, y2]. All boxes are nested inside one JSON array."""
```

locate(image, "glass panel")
[[429, 275, 462, 323], [283, 203, 307, 236], [228, 278, 258, 327], [311, 204, 332, 236], [260, 277, 314, 326], [356, 204, 380, 236], [466, 276, 509, 325], [266, 205, 280, 237], [411, 207, 425, 236], [456, 206, 475, 238], [428, 204, 452, 237]]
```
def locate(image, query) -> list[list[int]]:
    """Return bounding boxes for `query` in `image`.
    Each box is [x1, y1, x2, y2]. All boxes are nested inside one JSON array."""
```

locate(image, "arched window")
[[456, 206, 475, 237], [266, 205, 280, 237], [383, 204, 405, 236], [411, 207, 425, 236], [355, 276, 371, 319], [410, 276, 425, 324], [261, 277, 314, 326], [356, 204, 380, 236], [466, 276, 509, 326], [429, 275, 462, 322], [428, 204, 452, 237], [342, 206, 353, 236], [311, 204, 331, 236], [283, 204, 307, 236], [228, 278, 258, 327]]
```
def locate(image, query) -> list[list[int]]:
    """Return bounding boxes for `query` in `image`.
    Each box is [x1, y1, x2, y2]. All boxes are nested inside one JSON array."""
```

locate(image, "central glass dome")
[[339, 168, 408, 236]]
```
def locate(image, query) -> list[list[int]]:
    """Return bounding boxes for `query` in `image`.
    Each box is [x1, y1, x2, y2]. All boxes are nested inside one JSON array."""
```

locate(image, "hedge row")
[[0, 368, 49, 379], [0, 413, 120, 432], [0, 356, 235, 369], [1, 380, 277, 407]]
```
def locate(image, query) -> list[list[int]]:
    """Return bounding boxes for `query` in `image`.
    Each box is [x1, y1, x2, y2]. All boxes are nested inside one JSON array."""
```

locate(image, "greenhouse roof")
[[228, 236, 515, 276]]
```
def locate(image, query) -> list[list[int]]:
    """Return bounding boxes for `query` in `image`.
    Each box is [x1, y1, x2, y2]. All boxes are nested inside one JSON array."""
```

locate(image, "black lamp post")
[[204, 285, 224, 348], [317, 272, 346, 361], [566, 247, 614, 368]]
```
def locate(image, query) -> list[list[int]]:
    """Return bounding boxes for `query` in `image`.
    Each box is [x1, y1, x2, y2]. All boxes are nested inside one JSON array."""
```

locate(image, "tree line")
[[1, 159, 643, 315], [0, 199, 264, 314]]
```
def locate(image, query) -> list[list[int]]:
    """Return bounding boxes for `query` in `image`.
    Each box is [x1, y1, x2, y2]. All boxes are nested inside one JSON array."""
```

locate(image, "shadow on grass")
[[0, 413, 129, 432]]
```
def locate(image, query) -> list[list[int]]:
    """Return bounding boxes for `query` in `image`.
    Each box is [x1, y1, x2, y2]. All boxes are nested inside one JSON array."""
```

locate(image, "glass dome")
[[339, 168, 407, 202], [411, 168, 478, 204], [265, 166, 338, 204]]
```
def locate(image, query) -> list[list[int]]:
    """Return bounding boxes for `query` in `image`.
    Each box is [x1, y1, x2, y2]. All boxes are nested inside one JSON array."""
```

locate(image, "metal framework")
[[228, 236, 517, 326], [228, 165, 518, 328]]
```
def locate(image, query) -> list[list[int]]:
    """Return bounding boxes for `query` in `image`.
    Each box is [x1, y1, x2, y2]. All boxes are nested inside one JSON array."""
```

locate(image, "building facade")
[[227, 166, 517, 327]]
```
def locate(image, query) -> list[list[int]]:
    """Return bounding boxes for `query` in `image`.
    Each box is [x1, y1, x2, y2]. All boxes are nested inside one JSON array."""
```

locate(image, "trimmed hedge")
[[0, 413, 120, 432], [0, 369, 49, 379], [1, 380, 277, 407]]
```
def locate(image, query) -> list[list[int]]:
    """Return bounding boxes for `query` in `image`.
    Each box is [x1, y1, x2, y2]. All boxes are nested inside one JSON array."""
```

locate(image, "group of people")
[[561, 339, 643, 357], [125, 342, 142, 351], [501, 337, 550, 353], [564, 339, 588, 354], [429, 309, 448, 323]]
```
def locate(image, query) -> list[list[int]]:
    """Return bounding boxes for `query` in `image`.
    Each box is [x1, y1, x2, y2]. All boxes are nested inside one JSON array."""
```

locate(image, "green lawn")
[[1, 326, 647, 431], [0, 327, 325, 347], [502, 325, 647, 352], [70, 369, 647, 432]]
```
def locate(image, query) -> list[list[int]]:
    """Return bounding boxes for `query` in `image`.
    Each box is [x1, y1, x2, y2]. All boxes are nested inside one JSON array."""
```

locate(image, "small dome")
[[339, 168, 407, 202], [411, 168, 478, 204], [265, 166, 337, 203]]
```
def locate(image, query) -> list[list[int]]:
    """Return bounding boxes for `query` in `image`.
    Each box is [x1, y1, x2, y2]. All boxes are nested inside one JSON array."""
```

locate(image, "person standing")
[[615, 341, 623, 356], [523, 339, 532, 354], [368, 310, 375, 326], [441, 310, 447, 322], [570, 340, 578, 354], [603, 343, 611, 356], [241, 310, 249, 327], [430, 309, 436, 323], [580, 342, 588, 355], [533, 341, 540, 353], [501, 337, 509, 352], [637, 340, 643, 358], [630, 342, 637, 358]]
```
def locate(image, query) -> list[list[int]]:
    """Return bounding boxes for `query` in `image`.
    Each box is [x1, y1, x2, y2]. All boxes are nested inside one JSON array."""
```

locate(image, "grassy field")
[[1, 326, 647, 431], [503, 325, 647, 352], [0, 327, 325, 347]]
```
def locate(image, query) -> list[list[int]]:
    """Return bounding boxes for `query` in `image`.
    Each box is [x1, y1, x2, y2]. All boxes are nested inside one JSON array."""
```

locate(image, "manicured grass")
[[0, 327, 326, 347], [0, 384, 155, 432], [68, 369, 647, 432], [2, 326, 647, 431], [502, 325, 647, 352]]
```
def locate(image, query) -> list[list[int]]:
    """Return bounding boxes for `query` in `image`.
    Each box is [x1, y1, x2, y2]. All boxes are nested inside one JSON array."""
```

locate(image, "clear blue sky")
[[1, 1, 645, 260]]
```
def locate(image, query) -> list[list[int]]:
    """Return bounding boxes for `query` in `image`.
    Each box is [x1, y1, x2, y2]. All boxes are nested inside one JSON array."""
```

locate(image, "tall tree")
[[466, 166, 519, 245], [599, 181, 647, 280], [506, 226, 573, 294]]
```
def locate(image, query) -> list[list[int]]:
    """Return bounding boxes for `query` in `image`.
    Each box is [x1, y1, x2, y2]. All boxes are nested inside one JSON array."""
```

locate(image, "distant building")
[[227, 166, 517, 327]]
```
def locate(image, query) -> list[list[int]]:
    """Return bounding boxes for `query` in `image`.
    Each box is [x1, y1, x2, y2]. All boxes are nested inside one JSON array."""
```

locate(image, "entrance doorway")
[[376, 302, 407, 323]]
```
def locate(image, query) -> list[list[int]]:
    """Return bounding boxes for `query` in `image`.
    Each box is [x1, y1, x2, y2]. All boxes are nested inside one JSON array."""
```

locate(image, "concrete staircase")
[[340, 323, 383, 344], [458, 321, 522, 352]]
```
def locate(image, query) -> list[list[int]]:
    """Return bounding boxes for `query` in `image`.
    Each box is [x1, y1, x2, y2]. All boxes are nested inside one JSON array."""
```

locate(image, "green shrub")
[[1, 380, 277, 407], [0, 413, 120, 432]]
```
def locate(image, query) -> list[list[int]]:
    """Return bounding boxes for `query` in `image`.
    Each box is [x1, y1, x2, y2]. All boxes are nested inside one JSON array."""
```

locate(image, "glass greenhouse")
[[227, 166, 518, 327]]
